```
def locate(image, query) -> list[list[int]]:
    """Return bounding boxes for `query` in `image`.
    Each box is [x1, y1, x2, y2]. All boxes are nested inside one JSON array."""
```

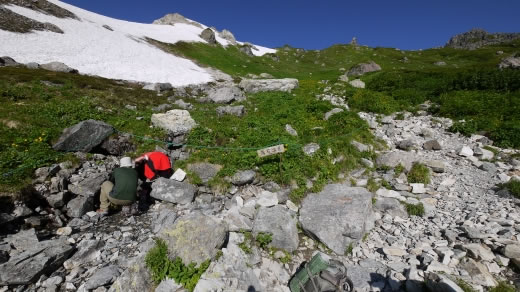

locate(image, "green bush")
[[489, 281, 517, 292], [405, 203, 425, 217], [500, 180, 520, 198], [145, 238, 210, 292], [349, 90, 399, 114], [407, 163, 430, 184], [256, 232, 273, 249]]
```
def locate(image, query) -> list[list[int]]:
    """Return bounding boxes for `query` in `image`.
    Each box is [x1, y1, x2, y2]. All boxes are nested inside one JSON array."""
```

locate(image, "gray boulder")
[[376, 151, 417, 171], [151, 109, 197, 136], [479, 162, 497, 173], [5, 229, 39, 252], [206, 86, 245, 103], [53, 119, 114, 152], [66, 195, 94, 218], [219, 29, 236, 44], [187, 162, 222, 184], [252, 206, 299, 252], [173, 99, 193, 110], [109, 241, 154, 292], [85, 266, 120, 290], [200, 28, 217, 44], [303, 143, 320, 156], [99, 134, 136, 156], [143, 82, 173, 92], [239, 78, 299, 93], [499, 56, 520, 69], [425, 273, 464, 292], [374, 197, 408, 218], [150, 178, 196, 204], [396, 139, 415, 151], [347, 61, 381, 77], [0, 239, 74, 285], [40, 62, 78, 73], [25, 62, 40, 69], [239, 44, 254, 56], [423, 139, 442, 151], [216, 105, 245, 117], [285, 124, 298, 136], [0, 56, 19, 67], [299, 184, 374, 254], [158, 212, 228, 265], [231, 170, 256, 186], [156, 278, 183, 292], [68, 172, 108, 196], [63, 239, 104, 270], [153, 13, 203, 28]]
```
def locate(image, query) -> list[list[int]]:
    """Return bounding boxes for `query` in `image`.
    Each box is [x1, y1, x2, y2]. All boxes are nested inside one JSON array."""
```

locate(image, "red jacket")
[[142, 152, 171, 180]]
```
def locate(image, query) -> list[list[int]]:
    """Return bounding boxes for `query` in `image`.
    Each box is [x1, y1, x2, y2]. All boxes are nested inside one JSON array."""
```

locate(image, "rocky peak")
[[152, 12, 202, 28], [445, 28, 520, 50]]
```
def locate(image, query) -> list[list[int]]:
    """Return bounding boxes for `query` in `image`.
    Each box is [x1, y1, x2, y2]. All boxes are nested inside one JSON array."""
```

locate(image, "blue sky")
[[62, 0, 520, 50]]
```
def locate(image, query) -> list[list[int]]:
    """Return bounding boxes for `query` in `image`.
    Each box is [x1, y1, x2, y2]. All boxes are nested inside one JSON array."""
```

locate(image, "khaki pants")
[[99, 181, 133, 211]]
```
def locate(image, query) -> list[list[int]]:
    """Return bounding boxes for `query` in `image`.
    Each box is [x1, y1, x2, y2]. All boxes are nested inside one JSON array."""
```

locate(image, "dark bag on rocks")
[[289, 252, 353, 292]]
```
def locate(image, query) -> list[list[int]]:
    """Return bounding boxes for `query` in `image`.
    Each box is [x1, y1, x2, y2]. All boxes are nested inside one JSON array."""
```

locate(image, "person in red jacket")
[[135, 151, 173, 180]]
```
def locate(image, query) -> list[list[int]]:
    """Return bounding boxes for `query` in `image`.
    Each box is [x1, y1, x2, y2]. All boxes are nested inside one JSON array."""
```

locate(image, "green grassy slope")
[[1, 39, 519, 194]]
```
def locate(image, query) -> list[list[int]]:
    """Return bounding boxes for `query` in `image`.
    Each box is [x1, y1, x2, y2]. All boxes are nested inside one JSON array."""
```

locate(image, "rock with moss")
[[187, 162, 222, 184], [53, 119, 114, 152], [376, 151, 417, 171], [346, 61, 381, 77], [252, 205, 299, 252], [158, 212, 228, 265], [239, 78, 299, 93]]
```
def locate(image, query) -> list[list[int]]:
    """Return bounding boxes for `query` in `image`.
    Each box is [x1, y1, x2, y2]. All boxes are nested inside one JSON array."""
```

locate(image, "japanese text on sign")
[[257, 144, 285, 158]]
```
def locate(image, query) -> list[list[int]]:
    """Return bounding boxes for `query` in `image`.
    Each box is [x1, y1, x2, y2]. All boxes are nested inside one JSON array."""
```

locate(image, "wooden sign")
[[257, 144, 285, 158]]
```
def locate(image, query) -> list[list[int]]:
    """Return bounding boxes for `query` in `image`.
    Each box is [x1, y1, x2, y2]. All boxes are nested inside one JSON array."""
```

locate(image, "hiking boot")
[[96, 209, 109, 216]]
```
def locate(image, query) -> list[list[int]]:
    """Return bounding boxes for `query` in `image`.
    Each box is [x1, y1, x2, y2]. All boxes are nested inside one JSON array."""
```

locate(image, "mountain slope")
[[0, 0, 275, 86]]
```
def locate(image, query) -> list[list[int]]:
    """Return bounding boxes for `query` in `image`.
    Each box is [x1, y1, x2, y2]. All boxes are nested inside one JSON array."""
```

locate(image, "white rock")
[[458, 146, 474, 157], [498, 173, 510, 183], [383, 247, 407, 257], [479, 149, 494, 160], [235, 196, 244, 207], [57, 227, 72, 236], [425, 261, 451, 273], [349, 79, 365, 88], [170, 168, 186, 181], [256, 191, 278, 207], [376, 188, 402, 199], [86, 211, 97, 218], [151, 109, 197, 136], [410, 183, 426, 194], [286, 200, 298, 212]]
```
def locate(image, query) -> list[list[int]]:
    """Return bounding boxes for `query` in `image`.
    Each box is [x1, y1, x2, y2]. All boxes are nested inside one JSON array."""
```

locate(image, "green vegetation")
[[238, 231, 253, 254], [489, 282, 517, 292], [407, 163, 431, 184], [345, 243, 354, 255], [145, 238, 210, 292], [404, 202, 425, 217], [366, 177, 379, 192], [256, 232, 273, 249], [499, 180, 520, 198], [394, 164, 405, 176], [456, 279, 477, 292]]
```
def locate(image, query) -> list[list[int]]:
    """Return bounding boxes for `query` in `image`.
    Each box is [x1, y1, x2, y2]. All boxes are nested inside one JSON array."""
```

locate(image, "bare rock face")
[[347, 61, 381, 77], [152, 13, 203, 28], [151, 109, 197, 136], [0, 7, 65, 33], [200, 28, 217, 45], [40, 62, 78, 73], [0, 56, 19, 67], [53, 119, 114, 152], [498, 55, 520, 69], [299, 184, 374, 255], [219, 29, 236, 44], [445, 28, 520, 50]]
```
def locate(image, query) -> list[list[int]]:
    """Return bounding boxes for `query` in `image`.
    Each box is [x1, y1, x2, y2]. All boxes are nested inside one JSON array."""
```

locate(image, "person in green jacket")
[[97, 156, 138, 215]]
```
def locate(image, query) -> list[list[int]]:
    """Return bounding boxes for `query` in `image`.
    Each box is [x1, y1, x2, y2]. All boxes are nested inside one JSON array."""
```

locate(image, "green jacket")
[[110, 167, 138, 202]]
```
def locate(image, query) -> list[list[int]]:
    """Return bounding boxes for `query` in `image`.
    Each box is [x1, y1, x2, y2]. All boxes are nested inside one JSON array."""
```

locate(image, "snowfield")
[[0, 0, 276, 86]]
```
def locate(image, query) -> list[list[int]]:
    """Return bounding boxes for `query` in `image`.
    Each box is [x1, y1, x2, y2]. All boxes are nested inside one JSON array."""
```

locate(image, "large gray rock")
[[66, 195, 94, 218], [0, 239, 74, 285], [376, 151, 417, 171], [151, 109, 197, 136], [0, 56, 19, 67], [156, 278, 183, 292], [425, 273, 464, 292], [299, 184, 374, 254], [347, 61, 381, 77], [459, 258, 497, 287], [374, 197, 408, 218], [142, 82, 173, 92], [324, 108, 344, 120], [206, 86, 245, 103], [85, 266, 120, 290], [219, 29, 236, 44], [63, 239, 104, 270], [502, 244, 520, 259], [499, 56, 520, 69], [158, 212, 228, 265], [239, 78, 299, 93], [153, 13, 203, 28], [252, 206, 299, 252], [216, 105, 245, 117], [109, 240, 154, 292], [68, 172, 108, 196], [187, 162, 222, 184], [5, 228, 39, 252], [200, 28, 217, 44], [40, 62, 78, 73], [303, 143, 320, 156], [53, 120, 114, 152], [231, 170, 256, 186], [150, 177, 196, 204]]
